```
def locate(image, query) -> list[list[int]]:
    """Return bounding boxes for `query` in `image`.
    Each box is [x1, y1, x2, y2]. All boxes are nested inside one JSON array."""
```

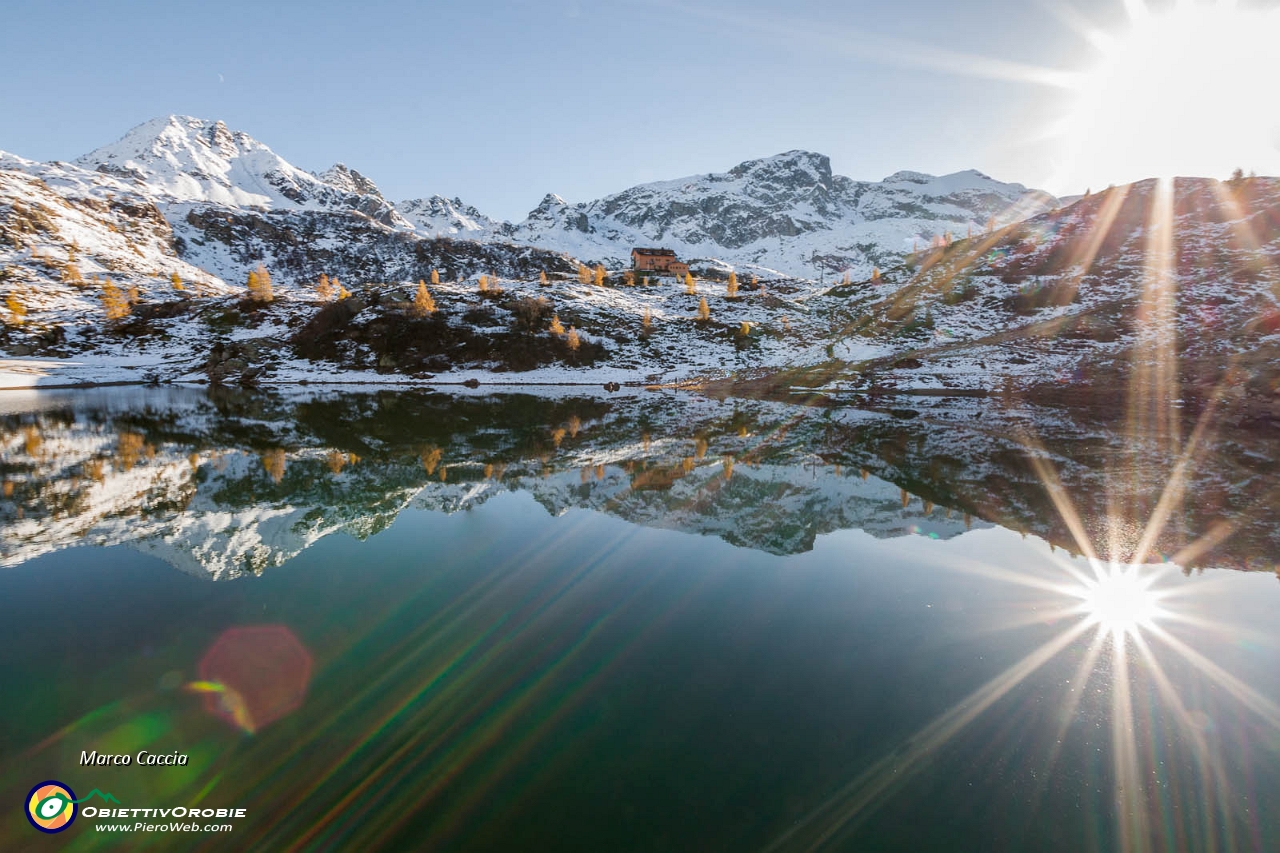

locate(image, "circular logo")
[[26, 781, 77, 834]]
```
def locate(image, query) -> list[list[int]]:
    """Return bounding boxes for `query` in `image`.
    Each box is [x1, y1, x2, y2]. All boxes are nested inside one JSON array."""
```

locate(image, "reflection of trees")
[[261, 449, 286, 484], [419, 447, 442, 476], [22, 425, 41, 457], [116, 432, 149, 472]]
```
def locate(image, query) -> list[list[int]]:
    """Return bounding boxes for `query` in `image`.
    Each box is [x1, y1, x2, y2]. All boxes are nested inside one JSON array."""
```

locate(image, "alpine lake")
[[2, 386, 1279, 852]]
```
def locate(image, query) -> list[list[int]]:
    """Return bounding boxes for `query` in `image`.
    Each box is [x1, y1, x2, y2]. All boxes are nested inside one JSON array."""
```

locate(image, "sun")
[[1055, 0, 1280, 191], [1070, 563, 1166, 637]]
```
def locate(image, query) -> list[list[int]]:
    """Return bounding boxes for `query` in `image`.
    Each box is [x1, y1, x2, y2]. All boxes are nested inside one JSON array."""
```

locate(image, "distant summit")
[[74, 115, 410, 227], [498, 150, 1057, 276]]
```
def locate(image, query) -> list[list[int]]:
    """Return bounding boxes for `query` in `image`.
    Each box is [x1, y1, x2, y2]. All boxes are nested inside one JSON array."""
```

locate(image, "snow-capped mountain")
[[17, 113, 1280, 410], [493, 151, 1057, 278], [0, 116, 576, 329], [4, 115, 1063, 302], [75, 115, 411, 228], [395, 151, 1058, 280]]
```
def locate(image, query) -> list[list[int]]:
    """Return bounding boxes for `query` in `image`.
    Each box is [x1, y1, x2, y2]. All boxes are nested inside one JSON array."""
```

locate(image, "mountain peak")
[[883, 170, 933, 184], [70, 115, 412, 222], [398, 194, 497, 234], [77, 116, 266, 169], [318, 162, 383, 198], [729, 150, 833, 188]]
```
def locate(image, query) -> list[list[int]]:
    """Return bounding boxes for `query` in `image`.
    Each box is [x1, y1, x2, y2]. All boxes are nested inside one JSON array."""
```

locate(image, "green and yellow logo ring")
[[26, 781, 77, 833]]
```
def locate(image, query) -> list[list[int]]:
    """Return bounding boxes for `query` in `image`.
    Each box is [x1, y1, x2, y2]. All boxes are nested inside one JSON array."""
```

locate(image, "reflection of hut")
[[631, 248, 689, 277]]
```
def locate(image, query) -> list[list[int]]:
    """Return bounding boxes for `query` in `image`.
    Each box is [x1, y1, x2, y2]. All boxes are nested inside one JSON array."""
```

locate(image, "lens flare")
[[194, 625, 313, 734]]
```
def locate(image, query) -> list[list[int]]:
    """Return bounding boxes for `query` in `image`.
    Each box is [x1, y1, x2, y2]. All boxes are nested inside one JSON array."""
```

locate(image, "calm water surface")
[[1, 389, 1278, 852]]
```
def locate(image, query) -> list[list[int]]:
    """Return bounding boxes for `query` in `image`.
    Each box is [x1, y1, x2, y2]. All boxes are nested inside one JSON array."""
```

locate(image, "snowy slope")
[[801, 176, 1280, 419], [0, 150, 233, 345]]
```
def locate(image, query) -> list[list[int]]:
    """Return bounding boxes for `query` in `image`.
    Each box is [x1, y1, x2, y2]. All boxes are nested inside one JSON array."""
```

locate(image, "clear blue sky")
[[0, 0, 1218, 219]]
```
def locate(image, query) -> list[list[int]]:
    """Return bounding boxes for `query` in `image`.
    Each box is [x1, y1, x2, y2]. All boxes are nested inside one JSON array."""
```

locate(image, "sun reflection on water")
[[1071, 563, 1166, 638]]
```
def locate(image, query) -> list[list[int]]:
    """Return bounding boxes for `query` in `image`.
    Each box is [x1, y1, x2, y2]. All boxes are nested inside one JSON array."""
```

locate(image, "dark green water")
[[2, 389, 1278, 852]]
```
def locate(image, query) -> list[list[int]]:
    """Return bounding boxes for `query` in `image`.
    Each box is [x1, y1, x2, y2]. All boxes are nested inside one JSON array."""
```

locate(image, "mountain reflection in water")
[[1, 388, 1279, 853], [2, 387, 1277, 577]]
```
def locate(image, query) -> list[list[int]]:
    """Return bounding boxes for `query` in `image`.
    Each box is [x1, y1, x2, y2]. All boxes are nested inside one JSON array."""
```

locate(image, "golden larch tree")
[[413, 280, 437, 316], [539, 271, 548, 286], [642, 307, 652, 331], [431, 268, 440, 285], [593, 265, 605, 286], [171, 271, 184, 291], [550, 314, 565, 335], [577, 263, 591, 285], [5, 285, 27, 325], [102, 279, 130, 320], [247, 264, 274, 303], [696, 297, 710, 321], [684, 272, 696, 295], [317, 274, 334, 300], [478, 275, 490, 293], [566, 327, 581, 351], [726, 272, 738, 298], [871, 267, 881, 283]]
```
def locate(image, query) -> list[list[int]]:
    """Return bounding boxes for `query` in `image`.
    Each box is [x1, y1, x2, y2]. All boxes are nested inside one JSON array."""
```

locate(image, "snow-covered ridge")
[[397, 194, 508, 236], [55, 116, 1058, 279], [490, 150, 1058, 277]]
